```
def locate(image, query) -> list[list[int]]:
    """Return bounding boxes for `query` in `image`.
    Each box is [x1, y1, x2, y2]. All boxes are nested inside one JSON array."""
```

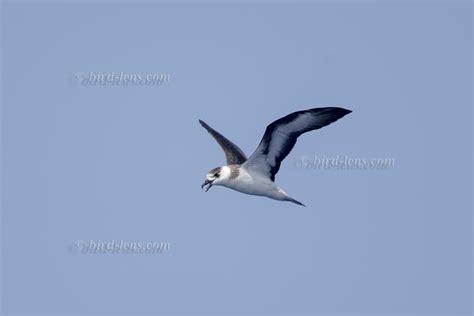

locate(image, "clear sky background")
[[1, 1, 472, 315]]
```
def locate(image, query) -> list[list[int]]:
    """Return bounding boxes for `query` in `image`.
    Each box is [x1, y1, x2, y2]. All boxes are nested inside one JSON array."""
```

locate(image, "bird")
[[199, 107, 351, 206]]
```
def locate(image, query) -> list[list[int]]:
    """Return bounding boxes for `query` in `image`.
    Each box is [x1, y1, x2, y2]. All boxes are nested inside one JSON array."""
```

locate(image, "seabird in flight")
[[199, 107, 351, 206]]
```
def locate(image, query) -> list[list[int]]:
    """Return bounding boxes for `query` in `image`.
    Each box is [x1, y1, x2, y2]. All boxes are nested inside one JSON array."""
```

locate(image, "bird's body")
[[199, 107, 351, 206], [216, 165, 290, 201]]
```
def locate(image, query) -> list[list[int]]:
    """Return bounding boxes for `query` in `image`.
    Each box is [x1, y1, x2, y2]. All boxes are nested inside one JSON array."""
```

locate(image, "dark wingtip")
[[343, 108, 352, 115], [199, 119, 209, 129], [334, 107, 352, 116], [306, 107, 352, 118], [324, 107, 352, 121]]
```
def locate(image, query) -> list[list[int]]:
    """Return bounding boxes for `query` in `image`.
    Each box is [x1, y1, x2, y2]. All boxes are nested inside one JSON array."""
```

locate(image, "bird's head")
[[201, 166, 231, 192]]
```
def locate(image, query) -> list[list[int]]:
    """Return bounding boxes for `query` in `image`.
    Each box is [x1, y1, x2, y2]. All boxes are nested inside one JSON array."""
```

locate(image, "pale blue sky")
[[1, 1, 472, 315]]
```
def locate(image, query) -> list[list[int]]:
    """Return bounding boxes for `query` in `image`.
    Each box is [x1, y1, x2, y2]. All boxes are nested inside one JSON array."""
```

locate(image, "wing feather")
[[199, 120, 247, 165], [243, 107, 351, 181]]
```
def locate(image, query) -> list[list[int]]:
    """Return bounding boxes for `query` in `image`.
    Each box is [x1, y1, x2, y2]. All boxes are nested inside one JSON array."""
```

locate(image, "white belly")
[[221, 168, 285, 200]]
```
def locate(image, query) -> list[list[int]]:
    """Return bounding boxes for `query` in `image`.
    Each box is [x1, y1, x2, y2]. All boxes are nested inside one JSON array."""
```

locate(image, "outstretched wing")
[[243, 107, 351, 181], [199, 120, 247, 165]]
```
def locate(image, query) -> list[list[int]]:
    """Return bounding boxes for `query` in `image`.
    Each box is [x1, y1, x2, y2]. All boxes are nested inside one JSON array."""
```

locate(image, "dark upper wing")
[[199, 120, 247, 165], [243, 107, 351, 181]]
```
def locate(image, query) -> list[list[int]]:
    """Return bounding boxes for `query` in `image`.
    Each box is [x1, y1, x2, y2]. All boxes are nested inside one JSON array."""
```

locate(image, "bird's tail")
[[285, 196, 306, 207], [276, 187, 306, 207]]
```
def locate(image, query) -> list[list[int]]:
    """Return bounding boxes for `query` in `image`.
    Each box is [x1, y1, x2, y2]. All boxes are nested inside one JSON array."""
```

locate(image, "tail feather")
[[286, 196, 306, 207]]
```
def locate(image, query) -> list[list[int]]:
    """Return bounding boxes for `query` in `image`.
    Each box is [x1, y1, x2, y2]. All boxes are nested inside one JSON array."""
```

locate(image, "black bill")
[[201, 179, 214, 192]]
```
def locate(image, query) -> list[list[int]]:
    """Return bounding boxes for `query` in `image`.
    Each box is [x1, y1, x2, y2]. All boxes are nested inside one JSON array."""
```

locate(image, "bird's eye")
[[214, 173, 220, 177]]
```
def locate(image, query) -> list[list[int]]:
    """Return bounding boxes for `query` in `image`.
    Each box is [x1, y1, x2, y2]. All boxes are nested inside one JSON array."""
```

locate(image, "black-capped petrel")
[[199, 107, 351, 206]]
